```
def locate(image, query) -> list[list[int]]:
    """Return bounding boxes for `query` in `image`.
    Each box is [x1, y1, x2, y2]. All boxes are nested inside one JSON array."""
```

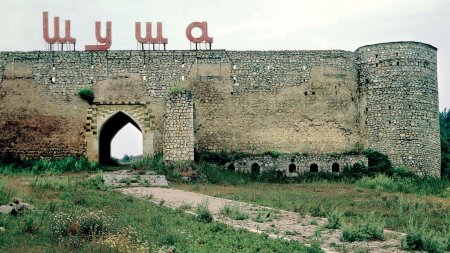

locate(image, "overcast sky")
[[1, 0, 449, 157]]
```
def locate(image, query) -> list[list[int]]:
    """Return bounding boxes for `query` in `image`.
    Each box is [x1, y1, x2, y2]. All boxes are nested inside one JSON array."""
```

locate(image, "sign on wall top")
[[42, 12, 214, 51]]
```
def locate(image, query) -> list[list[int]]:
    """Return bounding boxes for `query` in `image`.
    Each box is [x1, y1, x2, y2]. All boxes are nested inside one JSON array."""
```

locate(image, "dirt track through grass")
[[119, 187, 406, 253]]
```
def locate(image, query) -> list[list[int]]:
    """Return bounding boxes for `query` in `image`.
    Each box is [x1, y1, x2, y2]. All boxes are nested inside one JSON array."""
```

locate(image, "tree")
[[122, 154, 130, 162], [440, 109, 450, 179]]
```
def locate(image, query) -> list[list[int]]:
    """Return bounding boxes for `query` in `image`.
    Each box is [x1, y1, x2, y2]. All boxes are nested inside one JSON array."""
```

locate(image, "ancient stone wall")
[[222, 154, 368, 175], [0, 42, 441, 176], [191, 50, 360, 155], [163, 91, 194, 161], [0, 61, 87, 159], [356, 42, 440, 176]]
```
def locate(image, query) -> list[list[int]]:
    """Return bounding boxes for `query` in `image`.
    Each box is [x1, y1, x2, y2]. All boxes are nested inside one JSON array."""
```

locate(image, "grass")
[[168, 81, 190, 95], [325, 209, 344, 229], [0, 157, 99, 175], [219, 204, 249, 220], [341, 212, 385, 242], [402, 218, 449, 252], [195, 200, 213, 223], [174, 182, 450, 247], [0, 173, 320, 252], [252, 209, 280, 223], [2, 154, 450, 251], [357, 173, 450, 197]]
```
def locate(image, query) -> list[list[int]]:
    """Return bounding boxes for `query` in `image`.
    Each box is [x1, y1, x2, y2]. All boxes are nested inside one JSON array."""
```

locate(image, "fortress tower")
[[356, 42, 440, 176]]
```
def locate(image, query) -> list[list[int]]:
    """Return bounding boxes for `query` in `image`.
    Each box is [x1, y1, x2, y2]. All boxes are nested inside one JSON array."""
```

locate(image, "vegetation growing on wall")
[[77, 88, 94, 103], [168, 81, 190, 95]]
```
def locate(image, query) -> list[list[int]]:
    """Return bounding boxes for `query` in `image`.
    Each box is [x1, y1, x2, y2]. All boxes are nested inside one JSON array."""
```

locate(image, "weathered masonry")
[[0, 41, 440, 176]]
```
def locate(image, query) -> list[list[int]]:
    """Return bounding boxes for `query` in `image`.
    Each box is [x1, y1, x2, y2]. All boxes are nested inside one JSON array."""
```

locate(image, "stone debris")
[[0, 197, 34, 215], [101, 170, 168, 188]]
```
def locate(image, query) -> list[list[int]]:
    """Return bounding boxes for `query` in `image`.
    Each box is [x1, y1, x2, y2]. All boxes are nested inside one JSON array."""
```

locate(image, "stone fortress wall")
[[0, 41, 440, 176]]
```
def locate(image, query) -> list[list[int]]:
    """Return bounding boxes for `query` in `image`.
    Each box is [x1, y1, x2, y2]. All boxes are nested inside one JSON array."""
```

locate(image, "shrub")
[[219, 204, 249, 220], [169, 82, 190, 95], [357, 174, 396, 191], [259, 169, 288, 183], [296, 171, 342, 183], [21, 214, 40, 234], [196, 200, 213, 223], [363, 149, 393, 175], [402, 218, 448, 252], [263, 149, 282, 158], [309, 203, 329, 218], [198, 161, 251, 185], [196, 151, 251, 165], [341, 212, 385, 242], [325, 209, 344, 229], [341, 162, 369, 180], [82, 174, 107, 191], [78, 88, 94, 103], [132, 153, 165, 172]]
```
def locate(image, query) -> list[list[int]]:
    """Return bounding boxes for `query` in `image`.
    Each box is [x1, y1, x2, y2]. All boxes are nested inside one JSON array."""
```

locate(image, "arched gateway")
[[86, 103, 155, 163]]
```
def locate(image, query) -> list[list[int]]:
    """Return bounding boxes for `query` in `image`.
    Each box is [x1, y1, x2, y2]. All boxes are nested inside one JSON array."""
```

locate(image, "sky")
[[1, 0, 449, 158]]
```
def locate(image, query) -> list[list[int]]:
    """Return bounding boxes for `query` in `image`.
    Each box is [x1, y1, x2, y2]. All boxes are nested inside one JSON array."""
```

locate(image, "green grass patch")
[[219, 204, 249, 220], [174, 181, 450, 247], [0, 174, 318, 252], [0, 157, 99, 175], [357, 174, 450, 197], [195, 200, 213, 223], [402, 218, 449, 252], [341, 212, 385, 242]]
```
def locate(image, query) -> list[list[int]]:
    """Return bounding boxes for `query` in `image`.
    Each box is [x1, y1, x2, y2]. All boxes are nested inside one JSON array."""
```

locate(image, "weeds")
[[0, 157, 98, 175], [168, 82, 190, 95], [252, 209, 280, 223], [402, 218, 449, 252], [178, 202, 192, 211], [196, 200, 213, 223], [325, 209, 344, 229], [50, 210, 111, 240], [82, 174, 107, 190], [341, 212, 385, 242], [21, 214, 40, 234], [357, 174, 450, 196], [0, 179, 13, 204], [219, 204, 249, 220], [29, 176, 75, 191]]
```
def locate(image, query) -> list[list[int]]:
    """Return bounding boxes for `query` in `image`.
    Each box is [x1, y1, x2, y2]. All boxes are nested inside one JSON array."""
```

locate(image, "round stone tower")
[[356, 42, 440, 176]]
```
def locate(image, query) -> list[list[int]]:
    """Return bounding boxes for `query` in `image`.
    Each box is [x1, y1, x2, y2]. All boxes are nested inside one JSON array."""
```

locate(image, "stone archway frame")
[[85, 101, 155, 163]]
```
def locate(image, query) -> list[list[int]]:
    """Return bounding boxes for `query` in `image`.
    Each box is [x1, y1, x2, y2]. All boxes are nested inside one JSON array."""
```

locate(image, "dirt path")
[[118, 187, 406, 253]]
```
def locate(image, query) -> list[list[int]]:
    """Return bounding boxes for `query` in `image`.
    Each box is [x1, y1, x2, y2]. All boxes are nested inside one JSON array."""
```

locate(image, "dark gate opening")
[[99, 112, 142, 164]]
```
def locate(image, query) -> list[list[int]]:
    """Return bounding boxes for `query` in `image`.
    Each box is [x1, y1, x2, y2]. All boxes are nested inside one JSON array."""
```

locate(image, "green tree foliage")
[[440, 109, 450, 179]]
